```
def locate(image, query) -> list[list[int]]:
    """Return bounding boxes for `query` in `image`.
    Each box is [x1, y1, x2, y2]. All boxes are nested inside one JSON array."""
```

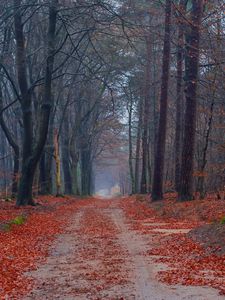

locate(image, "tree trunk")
[[140, 34, 152, 194], [198, 87, 215, 199], [70, 135, 80, 195], [128, 98, 135, 194], [39, 153, 46, 194], [13, 0, 33, 204], [44, 111, 55, 194], [152, 0, 172, 201], [81, 146, 92, 196], [175, 0, 187, 192], [147, 140, 152, 192], [62, 115, 72, 194], [71, 157, 80, 195], [54, 129, 61, 196], [134, 96, 143, 193], [39, 100, 55, 194], [178, 0, 203, 201], [15, 0, 58, 206]]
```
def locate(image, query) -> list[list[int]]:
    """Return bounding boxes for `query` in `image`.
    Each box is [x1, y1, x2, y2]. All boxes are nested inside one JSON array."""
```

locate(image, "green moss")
[[11, 215, 26, 225], [1, 215, 26, 231], [220, 216, 225, 225]]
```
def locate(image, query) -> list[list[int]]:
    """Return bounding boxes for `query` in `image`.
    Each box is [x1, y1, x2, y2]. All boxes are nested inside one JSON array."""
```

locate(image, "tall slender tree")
[[140, 32, 152, 194], [127, 93, 135, 194], [174, 0, 187, 191], [134, 96, 143, 194], [152, 0, 172, 201], [178, 0, 204, 201]]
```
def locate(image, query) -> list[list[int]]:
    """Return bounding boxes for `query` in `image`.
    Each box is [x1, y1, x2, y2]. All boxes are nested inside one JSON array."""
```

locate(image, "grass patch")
[[1, 215, 26, 231], [11, 215, 26, 225], [220, 216, 225, 225]]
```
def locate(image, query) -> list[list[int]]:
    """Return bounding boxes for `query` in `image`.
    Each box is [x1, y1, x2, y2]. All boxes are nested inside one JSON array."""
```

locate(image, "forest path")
[[24, 198, 223, 300]]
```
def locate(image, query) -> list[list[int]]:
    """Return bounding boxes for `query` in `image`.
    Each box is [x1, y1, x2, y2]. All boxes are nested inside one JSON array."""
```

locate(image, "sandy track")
[[110, 207, 223, 300], [24, 199, 224, 300]]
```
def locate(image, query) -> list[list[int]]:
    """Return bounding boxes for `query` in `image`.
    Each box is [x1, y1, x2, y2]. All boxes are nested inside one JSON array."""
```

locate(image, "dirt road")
[[25, 199, 224, 300]]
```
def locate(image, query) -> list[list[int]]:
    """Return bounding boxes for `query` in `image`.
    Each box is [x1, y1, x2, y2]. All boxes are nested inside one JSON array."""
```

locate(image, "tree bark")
[[15, 0, 58, 206], [178, 0, 203, 201], [70, 146, 80, 195], [152, 0, 172, 201], [198, 86, 215, 199], [175, 0, 187, 192], [140, 34, 152, 194], [14, 0, 33, 204], [39, 153, 46, 194], [45, 111, 55, 194], [134, 96, 143, 193], [54, 129, 61, 196], [62, 113, 73, 194], [69, 129, 80, 195], [39, 99, 55, 194], [128, 97, 135, 194], [81, 146, 92, 196]]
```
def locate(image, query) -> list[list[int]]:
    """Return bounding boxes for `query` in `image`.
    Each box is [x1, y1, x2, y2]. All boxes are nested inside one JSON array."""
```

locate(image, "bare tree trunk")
[[69, 132, 80, 195], [54, 129, 61, 196], [81, 147, 92, 196], [45, 111, 55, 194], [39, 99, 55, 194], [198, 87, 215, 199], [134, 96, 143, 193], [128, 98, 135, 194], [175, 0, 187, 192], [39, 154, 46, 194], [62, 113, 72, 194], [147, 140, 152, 192], [140, 34, 152, 194], [152, 0, 172, 201], [15, 0, 58, 206], [178, 0, 203, 201], [14, 0, 34, 204], [70, 148, 80, 195]]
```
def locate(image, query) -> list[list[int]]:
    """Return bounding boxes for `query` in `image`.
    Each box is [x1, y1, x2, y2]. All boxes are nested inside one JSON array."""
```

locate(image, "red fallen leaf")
[[0, 196, 91, 299], [96, 285, 103, 291], [119, 195, 225, 296]]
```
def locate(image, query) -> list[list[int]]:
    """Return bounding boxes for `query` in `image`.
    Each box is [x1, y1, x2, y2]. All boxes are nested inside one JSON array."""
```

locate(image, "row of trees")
[[122, 0, 225, 200], [0, 0, 224, 205], [0, 0, 128, 205]]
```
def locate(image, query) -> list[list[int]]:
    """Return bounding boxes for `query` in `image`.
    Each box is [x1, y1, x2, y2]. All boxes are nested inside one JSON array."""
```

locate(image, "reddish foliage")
[[120, 195, 225, 296], [1, 195, 224, 298], [76, 202, 130, 294], [46, 199, 130, 299], [148, 234, 225, 295], [153, 192, 225, 222], [0, 196, 89, 299]]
